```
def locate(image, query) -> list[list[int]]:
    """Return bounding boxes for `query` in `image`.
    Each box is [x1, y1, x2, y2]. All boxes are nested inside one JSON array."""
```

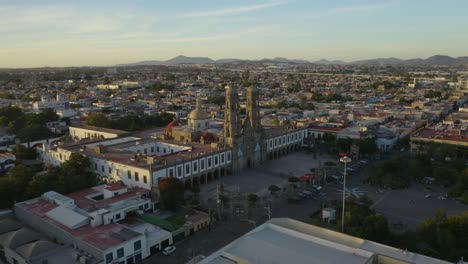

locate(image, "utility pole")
[[340, 156, 351, 233]]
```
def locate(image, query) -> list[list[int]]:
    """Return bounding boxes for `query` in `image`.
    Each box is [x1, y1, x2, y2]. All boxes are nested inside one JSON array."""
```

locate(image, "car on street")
[[162, 246, 176, 255]]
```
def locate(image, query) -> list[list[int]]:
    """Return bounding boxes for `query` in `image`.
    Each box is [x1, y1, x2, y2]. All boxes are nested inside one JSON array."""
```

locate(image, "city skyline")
[[1, 0, 468, 68]]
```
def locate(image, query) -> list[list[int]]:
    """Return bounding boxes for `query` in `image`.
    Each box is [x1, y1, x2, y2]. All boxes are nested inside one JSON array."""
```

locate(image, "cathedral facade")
[[224, 84, 266, 172]]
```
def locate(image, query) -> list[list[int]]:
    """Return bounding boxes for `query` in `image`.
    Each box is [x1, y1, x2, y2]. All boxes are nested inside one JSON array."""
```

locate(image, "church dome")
[[188, 109, 209, 120]]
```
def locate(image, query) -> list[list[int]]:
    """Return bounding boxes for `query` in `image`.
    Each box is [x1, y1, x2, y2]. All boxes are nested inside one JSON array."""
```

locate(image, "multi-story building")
[[14, 183, 172, 264], [410, 110, 468, 159], [39, 84, 309, 191]]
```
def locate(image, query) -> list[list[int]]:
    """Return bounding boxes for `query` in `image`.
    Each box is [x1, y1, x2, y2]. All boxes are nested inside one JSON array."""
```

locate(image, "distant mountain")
[[313, 59, 346, 65], [118, 54, 468, 67], [215, 58, 243, 64], [350, 55, 468, 66], [165, 55, 214, 65], [270, 57, 310, 64]]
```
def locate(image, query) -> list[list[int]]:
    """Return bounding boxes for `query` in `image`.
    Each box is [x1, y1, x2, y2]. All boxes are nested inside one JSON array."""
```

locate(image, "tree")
[[359, 138, 377, 156], [247, 193, 259, 207], [159, 177, 185, 211], [11, 145, 37, 160], [206, 96, 225, 108], [360, 214, 391, 242], [0, 177, 15, 209], [8, 165, 35, 202], [268, 185, 280, 195], [300, 96, 307, 109], [85, 113, 109, 127]]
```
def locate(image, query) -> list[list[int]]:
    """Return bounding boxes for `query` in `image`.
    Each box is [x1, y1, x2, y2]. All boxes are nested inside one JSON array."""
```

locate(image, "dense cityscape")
[[1, 1, 468, 264]]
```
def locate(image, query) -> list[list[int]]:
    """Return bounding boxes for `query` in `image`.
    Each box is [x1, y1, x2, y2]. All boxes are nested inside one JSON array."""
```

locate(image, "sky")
[[1, 0, 468, 68]]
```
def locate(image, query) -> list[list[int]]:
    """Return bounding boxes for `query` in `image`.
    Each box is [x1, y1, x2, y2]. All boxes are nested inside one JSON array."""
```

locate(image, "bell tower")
[[224, 84, 241, 147]]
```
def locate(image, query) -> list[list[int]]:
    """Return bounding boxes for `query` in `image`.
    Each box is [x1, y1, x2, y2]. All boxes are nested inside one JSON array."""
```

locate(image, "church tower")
[[242, 85, 264, 168], [245, 85, 261, 134], [224, 84, 241, 147]]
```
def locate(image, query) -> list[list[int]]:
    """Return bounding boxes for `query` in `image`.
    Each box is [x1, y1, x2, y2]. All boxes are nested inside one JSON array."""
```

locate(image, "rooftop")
[[69, 125, 129, 135], [16, 198, 142, 251], [200, 218, 452, 264]]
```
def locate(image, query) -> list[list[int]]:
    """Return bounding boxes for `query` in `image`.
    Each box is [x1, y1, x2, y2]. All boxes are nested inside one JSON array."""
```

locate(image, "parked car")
[[162, 246, 176, 255]]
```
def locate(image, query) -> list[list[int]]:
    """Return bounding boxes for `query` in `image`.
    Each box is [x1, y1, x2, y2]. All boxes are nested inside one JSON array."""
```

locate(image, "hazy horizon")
[[1, 0, 468, 68]]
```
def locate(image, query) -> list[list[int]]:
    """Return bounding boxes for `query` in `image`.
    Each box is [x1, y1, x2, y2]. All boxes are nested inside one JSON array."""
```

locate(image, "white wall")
[[103, 235, 148, 264], [69, 127, 120, 141], [151, 150, 232, 185]]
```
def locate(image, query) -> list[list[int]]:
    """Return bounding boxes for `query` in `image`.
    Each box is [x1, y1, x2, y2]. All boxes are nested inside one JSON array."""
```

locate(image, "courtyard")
[[199, 151, 336, 200]]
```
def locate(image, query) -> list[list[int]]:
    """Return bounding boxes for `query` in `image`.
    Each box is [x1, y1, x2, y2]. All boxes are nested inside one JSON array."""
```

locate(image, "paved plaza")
[[199, 152, 336, 200]]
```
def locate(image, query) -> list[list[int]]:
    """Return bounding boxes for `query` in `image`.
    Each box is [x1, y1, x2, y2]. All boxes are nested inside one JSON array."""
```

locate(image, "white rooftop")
[[200, 218, 455, 264], [45, 206, 89, 229]]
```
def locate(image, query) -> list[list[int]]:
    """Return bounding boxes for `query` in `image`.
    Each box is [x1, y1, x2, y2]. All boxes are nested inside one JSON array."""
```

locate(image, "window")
[[134, 240, 141, 251], [108, 167, 112, 174], [177, 167, 182, 177], [115, 213, 121, 220], [151, 147, 154, 153], [106, 252, 113, 263], [221, 154, 225, 163], [227, 152, 231, 161], [214, 156, 218, 165], [157, 146, 160, 152], [127, 170, 131, 179], [193, 162, 198, 172], [144, 203, 149, 209], [95, 164, 97, 170], [169, 169, 174, 177], [143, 176, 147, 184], [135, 172, 139, 181], [135, 253, 142, 263], [200, 160, 205, 170], [101, 165, 105, 172], [163, 148, 167, 153], [117, 248, 124, 258], [144, 148, 147, 154], [185, 164, 190, 174], [207, 158, 212, 167]]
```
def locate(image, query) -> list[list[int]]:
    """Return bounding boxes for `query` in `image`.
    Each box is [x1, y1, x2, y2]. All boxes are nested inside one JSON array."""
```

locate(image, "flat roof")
[[69, 125, 129, 135], [16, 199, 142, 251], [412, 127, 468, 143], [200, 218, 453, 264], [66, 185, 149, 212]]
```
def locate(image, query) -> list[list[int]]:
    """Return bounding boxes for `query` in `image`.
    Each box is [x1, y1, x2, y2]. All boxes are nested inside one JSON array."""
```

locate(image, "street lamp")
[[340, 156, 351, 233]]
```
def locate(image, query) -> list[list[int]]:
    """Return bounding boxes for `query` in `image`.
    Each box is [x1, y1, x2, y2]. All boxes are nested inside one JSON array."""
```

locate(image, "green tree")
[[159, 176, 185, 211], [360, 214, 391, 242], [0, 177, 15, 209], [85, 113, 109, 127], [9, 165, 35, 202], [268, 185, 280, 195], [11, 145, 37, 160], [247, 193, 259, 207], [206, 96, 225, 108]]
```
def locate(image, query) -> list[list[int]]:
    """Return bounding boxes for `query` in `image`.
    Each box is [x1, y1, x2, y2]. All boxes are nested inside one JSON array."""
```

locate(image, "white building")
[[68, 125, 128, 141], [33, 95, 70, 113], [200, 218, 457, 264], [41, 134, 232, 190], [14, 183, 172, 264]]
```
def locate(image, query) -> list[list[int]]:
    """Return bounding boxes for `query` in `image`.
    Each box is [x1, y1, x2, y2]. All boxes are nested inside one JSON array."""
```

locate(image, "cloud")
[[180, 0, 286, 18], [310, 2, 395, 18]]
